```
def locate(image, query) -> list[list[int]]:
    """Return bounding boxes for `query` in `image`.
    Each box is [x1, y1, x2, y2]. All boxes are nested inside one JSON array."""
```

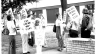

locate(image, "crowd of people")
[[2, 5, 47, 54], [1, 3, 94, 54], [54, 6, 94, 51]]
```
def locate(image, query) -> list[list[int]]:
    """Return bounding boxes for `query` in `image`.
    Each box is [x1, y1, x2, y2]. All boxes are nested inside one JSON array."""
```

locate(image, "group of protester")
[[54, 7, 94, 51], [1, 4, 94, 54], [2, 5, 47, 54]]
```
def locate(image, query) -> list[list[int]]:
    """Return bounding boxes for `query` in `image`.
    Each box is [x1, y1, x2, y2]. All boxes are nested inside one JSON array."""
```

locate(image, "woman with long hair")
[[55, 13, 64, 51]]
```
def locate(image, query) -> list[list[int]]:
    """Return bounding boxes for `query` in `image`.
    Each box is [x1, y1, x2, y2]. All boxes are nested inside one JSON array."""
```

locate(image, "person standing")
[[55, 13, 64, 51], [81, 8, 93, 38], [39, 13, 48, 47], [19, 7, 30, 54], [6, 14, 17, 54], [35, 18, 44, 54], [28, 11, 35, 47]]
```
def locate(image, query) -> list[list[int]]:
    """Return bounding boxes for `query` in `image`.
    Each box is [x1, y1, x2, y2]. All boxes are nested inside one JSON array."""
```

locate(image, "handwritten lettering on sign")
[[66, 6, 80, 20], [20, 8, 27, 19], [22, 18, 33, 32], [63, 11, 67, 22]]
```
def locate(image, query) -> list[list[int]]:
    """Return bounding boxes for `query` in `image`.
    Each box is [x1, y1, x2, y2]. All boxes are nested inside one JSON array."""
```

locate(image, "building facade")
[[27, 0, 94, 25]]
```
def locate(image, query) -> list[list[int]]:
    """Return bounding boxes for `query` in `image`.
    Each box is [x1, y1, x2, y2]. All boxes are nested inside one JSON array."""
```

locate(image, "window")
[[46, 8, 59, 23], [33, 10, 42, 18]]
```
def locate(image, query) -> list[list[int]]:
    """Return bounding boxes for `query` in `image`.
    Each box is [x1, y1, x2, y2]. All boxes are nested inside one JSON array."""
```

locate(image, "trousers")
[[42, 28, 47, 46], [8, 35, 16, 54], [81, 28, 91, 38], [21, 33, 29, 53], [56, 26, 64, 49], [36, 45, 42, 54]]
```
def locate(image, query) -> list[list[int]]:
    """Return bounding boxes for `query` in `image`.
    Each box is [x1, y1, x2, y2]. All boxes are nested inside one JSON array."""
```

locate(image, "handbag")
[[28, 37, 35, 47], [28, 32, 35, 47], [53, 24, 56, 32], [2, 28, 9, 35]]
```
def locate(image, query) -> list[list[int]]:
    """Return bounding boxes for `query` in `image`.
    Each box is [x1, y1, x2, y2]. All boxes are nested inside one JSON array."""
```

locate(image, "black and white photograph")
[[1, 0, 95, 54]]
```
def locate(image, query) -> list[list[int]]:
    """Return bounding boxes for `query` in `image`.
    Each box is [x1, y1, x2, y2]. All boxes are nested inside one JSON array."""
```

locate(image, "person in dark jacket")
[[81, 8, 92, 38]]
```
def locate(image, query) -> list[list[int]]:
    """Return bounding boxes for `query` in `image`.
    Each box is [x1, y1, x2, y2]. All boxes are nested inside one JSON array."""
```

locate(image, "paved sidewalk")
[[16, 46, 67, 54], [42, 48, 67, 54]]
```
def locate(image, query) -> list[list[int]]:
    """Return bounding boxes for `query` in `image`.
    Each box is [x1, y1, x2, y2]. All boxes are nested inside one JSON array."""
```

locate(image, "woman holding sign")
[[6, 14, 17, 54], [35, 18, 44, 54], [5, 8, 17, 54], [19, 8, 30, 54], [39, 13, 48, 47]]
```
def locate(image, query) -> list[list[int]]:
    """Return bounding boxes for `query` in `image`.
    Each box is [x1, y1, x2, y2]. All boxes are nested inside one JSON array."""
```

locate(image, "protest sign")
[[20, 8, 27, 19], [63, 11, 67, 22], [7, 8, 13, 15], [6, 8, 15, 19], [66, 6, 80, 21], [21, 18, 33, 32]]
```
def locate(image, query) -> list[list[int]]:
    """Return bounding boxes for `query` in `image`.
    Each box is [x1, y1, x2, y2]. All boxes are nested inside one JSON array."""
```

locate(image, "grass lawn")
[[2, 31, 58, 54]]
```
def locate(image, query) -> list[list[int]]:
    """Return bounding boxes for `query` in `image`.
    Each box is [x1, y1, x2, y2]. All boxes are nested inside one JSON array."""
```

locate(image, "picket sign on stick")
[[6, 8, 15, 20], [20, 8, 28, 20], [66, 6, 80, 23], [21, 18, 33, 33], [6, 8, 16, 54], [63, 11, 67, 23]]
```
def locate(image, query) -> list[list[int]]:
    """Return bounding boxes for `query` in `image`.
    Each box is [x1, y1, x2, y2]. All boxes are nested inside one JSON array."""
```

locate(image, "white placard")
[[7, 8, 13, 15], [6, 8, 15, 19], [63, 11, 67, 22], [21, 18, 33, 32], [20, 8, 27, 19], [66, 6, 80, 21]]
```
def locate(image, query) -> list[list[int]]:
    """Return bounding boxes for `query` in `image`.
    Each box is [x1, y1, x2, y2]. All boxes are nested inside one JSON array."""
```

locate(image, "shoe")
[[63, 46, 66, 48], [42, 46, 47, 48], [57, 49, 62, 52], [23, 53, 27, 54], [27, 52, 30, 54]]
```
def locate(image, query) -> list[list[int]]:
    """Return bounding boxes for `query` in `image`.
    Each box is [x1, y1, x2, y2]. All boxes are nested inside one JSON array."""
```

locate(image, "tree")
[[2, 0, 39, 13]]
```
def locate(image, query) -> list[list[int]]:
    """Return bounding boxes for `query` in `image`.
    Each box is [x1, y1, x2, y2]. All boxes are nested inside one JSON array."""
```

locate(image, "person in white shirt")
[[35, 18, 44, 54], [6, 15, 16, 54], [68, 19, 79, 37], [39, 13, 48, 47], [55, 13, 64, 51], [19, 8, 30, 54]]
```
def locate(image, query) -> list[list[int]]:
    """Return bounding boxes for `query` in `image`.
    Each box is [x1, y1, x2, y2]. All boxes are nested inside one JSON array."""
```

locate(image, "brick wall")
[[66, 39, 95, 54]]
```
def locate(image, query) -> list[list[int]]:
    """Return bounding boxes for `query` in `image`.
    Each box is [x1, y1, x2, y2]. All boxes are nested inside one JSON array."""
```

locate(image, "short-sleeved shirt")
[[56, 19, 61, 26], [7, 21, 16, 35]]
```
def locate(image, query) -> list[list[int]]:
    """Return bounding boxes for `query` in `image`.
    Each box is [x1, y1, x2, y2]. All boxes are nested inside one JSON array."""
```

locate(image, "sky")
[[24, 0, 94, 9]]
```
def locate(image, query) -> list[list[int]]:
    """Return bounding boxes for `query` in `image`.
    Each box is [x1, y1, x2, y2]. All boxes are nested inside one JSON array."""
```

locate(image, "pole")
[[60, 0, 67, 47], [60, 0, 67, 18]]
